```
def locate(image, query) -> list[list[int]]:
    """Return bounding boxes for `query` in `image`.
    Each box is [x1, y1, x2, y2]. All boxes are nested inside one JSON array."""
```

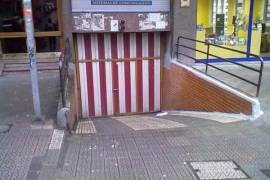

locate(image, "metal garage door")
[[76, 32, 162, 118]]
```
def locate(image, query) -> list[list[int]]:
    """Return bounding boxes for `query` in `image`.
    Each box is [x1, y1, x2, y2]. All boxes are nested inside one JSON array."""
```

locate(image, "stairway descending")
[[2, 61, 59, 73]]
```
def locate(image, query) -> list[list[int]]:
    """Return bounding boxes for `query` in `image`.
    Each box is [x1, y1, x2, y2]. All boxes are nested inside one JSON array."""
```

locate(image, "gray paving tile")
[[4, 103, 270, 180]]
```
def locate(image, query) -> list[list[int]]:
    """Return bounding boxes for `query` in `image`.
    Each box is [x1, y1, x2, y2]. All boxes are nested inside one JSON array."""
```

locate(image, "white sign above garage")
[[71, 0, 170, 12]]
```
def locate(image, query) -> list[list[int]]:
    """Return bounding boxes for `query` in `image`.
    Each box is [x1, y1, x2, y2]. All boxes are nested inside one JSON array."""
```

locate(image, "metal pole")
[[23, 0, 43, 121]]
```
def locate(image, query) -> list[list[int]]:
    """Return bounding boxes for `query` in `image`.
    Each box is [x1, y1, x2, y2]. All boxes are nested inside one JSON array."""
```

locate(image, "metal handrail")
[[176, 36, 264, 97]]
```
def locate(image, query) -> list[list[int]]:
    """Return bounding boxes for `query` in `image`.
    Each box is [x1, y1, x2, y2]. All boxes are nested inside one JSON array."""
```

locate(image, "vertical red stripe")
[[124, 33, 131, 113], [97, 34, 107, 116], [136, 33, 143, 112], [84, 34, 95, 116], [148, 32, 155, 112], [111, 33, 120, 114]]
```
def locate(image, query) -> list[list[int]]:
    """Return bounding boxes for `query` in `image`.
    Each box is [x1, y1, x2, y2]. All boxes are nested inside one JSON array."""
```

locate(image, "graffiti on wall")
[[73, 13, 105, 31], [72, 12, 170, 32], [139, 13, 168, 30]]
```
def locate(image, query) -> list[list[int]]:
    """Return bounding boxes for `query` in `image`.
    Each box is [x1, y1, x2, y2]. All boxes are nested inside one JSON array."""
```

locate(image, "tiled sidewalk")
[[0, 124, 53, 180], [0, 70, 59, 180], [1, 67, 270, 180], [38, 115, 270, 180]]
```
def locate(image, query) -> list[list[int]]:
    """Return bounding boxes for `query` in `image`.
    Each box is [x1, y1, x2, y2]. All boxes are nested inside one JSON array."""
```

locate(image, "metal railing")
[[176, 36, 264, 97], [59, 39, 71, 107]]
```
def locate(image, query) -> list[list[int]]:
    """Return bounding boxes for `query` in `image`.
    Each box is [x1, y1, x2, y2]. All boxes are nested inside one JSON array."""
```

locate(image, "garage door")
[[76, 32, 162, 118]]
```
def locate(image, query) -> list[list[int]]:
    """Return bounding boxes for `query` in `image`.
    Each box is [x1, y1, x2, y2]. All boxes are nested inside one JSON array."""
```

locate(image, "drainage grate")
[[0, 124, 12, 134], [188, 160, 249, 180], [75, 120, 96, 135], [261, 169, 270, 178]]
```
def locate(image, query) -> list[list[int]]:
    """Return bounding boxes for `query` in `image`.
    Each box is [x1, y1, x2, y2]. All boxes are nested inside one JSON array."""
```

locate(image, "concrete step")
[[3, 62, 59, 72]]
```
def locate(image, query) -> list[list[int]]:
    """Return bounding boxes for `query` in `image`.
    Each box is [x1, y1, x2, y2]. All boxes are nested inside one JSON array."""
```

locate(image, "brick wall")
[[161, 63, 253, 115]]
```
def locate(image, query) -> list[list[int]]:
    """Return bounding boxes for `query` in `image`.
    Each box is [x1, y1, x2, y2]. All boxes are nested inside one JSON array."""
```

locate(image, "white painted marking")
[[117, 33, 126, 113], [156, 112, 168, 117], [49, 129, 64, 150], [104, 34, 114, 115], [77, 34, 89, 118], [154, 32, 161, 111], [113, 115, 186, 130], [91, 34, 102, 116], [168, 110, 250, 123], [130, 33, 137, 112], [142, 33, 149, 112]]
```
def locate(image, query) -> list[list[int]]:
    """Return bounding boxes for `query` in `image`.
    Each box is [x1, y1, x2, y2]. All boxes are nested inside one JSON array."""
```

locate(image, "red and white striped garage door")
[[76, 32, 162, 118]]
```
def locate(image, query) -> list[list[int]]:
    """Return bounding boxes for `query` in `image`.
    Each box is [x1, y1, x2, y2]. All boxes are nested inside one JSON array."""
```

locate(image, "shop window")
[[36, 37, 60, 52], [1, 37, 60, 54], [196, 0, 250, 60], [32, 0, 59, 32], [0, 0, 61, 55], [0, 0, 25, 32], [210, 0, 247, 43], [260, 0, 270, 55], [0, 0, 59, 32], [265, 0, 270, 22], [1, 38, 27, 53], [212, 0, 229, 33]]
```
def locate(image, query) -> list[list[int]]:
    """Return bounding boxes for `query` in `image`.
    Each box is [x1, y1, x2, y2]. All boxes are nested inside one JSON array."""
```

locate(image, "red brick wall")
[[161, 64, 252, 115]]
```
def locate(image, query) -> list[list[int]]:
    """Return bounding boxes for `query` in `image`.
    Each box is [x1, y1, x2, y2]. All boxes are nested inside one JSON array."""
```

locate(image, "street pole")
[[23, 0, 43, 121]]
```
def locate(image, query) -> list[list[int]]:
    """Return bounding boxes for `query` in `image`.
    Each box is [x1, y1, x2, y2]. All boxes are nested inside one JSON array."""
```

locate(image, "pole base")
[[32, 115, 45, 124]]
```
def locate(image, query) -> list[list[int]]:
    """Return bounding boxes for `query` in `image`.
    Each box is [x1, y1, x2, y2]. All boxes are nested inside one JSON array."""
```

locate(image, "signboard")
[[91, 0, 152, 5], [72, 0, 169, 12]]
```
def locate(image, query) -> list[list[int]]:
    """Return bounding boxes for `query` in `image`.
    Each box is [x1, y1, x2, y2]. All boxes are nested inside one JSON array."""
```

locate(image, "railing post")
[[256, 57, 264, 97], [176, 37, 180, 60], [205, 43, 210, 74]]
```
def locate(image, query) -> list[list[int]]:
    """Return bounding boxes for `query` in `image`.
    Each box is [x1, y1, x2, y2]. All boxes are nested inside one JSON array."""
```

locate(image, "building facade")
[[64, 0, 264, 122], [0, 0, 63, 60], [0, 0, 264, 122]]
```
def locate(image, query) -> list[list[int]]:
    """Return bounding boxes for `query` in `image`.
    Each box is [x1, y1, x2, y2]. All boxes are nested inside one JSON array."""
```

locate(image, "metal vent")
[[75, 120, 96, 135], [188, 160, 249, 180]]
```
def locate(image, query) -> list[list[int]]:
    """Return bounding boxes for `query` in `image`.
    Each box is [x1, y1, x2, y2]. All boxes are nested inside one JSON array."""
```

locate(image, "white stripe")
[[104, 34, 114, 115], [142, 33, 149, 112], [130, 33, 137, 112], [154, 32, 161, 111], [49, 130, 64, 150], [77, 34, 89, 118], [91, 34, 102, 116], [117, 33, 126, 113]]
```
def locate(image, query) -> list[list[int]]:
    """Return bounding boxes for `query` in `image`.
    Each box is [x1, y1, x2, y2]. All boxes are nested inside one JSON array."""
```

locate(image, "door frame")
[[73, 32, 165, 118]]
